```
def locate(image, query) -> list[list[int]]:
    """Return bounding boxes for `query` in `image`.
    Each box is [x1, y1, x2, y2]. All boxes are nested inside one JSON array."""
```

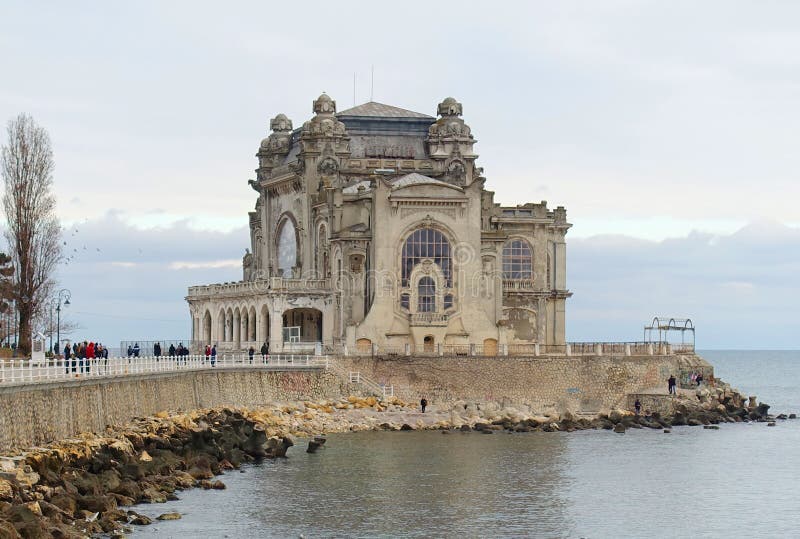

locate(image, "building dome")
[[437, 97, 463, 117], [313, 93, 336, 115], [270, 113, 292, 132]]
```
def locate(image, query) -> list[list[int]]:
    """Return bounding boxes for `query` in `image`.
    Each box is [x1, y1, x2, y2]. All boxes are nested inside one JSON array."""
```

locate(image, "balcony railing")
[[270, 277, 330, 290], [409, 312, 448, 326], [502, 279, 535, 291]]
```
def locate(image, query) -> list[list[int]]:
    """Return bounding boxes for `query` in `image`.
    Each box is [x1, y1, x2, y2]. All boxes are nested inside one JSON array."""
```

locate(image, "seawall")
[[0, 369, 344, 452], [336, 353, 710, 415], [0, 354, 710, 452]]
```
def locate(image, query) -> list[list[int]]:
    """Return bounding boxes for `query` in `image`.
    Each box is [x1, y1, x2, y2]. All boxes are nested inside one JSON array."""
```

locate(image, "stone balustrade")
[[409, 313, 448, 326], [502, 279, 536, 291], [344, 341, 691, 358], [187, 278, 331, 299]]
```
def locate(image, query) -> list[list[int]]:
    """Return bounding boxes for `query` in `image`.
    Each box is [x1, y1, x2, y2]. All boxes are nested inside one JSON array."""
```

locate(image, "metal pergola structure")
[[643, 316, 695, 348]]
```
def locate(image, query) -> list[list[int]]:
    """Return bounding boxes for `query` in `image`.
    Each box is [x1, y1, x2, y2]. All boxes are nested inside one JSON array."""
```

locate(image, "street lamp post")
[[52, 289, 71, 357]]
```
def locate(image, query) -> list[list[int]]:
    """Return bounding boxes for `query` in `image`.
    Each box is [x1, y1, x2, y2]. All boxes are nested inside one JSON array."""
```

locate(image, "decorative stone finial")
[[270, 113, 292, 132], [437, 97, 462, 117], [313, 93, 336, 115]]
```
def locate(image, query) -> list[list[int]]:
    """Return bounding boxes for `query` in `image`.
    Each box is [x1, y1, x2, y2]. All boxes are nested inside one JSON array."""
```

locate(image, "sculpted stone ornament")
[[303, 93, 348, 137], [270, 113, 292, 133], [438, 97, 462, 117], [446, 159, 466, 185], [317, 157, 339, 176], [260, 114, 293, 153], [243, 249, 254, 281], [428, 97, 473, 139]]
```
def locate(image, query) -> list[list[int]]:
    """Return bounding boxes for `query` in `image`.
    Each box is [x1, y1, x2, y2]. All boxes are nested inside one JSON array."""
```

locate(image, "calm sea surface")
[[135, 350, 800, 538]]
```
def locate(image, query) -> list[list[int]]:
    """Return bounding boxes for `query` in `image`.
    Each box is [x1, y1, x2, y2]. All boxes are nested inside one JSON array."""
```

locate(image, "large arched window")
[[402, 228, 451, 287], [277, 218, 297, 277], [503, 239, 532, 279], [418, 277, 436, 312]]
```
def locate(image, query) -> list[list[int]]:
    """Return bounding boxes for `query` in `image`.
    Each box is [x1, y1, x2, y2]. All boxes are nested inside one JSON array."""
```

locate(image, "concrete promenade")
[[0, 354, 328, 386]]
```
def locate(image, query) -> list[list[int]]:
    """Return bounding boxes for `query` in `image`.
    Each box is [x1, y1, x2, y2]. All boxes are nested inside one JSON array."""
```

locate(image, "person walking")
[[168, 343, 176, 358], [667, 375, 677, 395], [696, 372, 703, 387], [204, 344, 211, 364], [154, 342, 162, 360], [63, 342, 71, 374], [101, 344, 109, 373], [210, 344, 217, 367], [248, 345, 255, 364], [420, 397, 428, 413], [86, 342, 95, 374], [634, 398, 642, 415]]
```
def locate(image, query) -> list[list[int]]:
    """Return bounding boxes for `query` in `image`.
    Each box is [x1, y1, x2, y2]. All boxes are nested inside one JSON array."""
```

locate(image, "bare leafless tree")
[[1, 114, 62, 356]]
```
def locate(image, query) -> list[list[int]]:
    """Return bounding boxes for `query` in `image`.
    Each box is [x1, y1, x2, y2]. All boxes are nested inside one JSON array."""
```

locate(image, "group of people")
[[62, 340, 109, 373], [689, 371, 704, 387], [151, 342, 192, 358], [243, 342, 270, 363]]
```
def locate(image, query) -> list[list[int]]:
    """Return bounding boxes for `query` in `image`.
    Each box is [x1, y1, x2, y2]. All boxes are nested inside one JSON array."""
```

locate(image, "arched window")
[[503, 239, 532, 279], [277, 218, 297, 277], [402, 228, 451, 287], [418, 277, 436, 312]]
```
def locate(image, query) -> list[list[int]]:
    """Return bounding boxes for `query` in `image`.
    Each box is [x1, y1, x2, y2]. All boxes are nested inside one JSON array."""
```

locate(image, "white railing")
[[348, 371, 394, 399], [341, 341, 691, 358], [0, 354, 330, 386]]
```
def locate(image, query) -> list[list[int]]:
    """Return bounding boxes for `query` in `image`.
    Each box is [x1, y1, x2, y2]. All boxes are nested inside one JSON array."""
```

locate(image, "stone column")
[[270, 309, 283, 353]]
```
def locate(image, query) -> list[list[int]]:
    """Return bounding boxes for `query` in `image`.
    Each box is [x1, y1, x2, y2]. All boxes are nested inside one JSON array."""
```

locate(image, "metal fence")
[[0, 354, 329, 385]]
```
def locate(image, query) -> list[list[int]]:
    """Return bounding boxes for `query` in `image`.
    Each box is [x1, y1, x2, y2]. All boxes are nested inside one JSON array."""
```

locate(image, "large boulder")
[[265, 436, 294, 458]]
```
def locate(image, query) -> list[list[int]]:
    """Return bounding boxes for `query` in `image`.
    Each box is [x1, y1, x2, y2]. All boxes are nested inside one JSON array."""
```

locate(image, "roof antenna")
[[370, 65, 374, 102], [353, 72, 356, 106]]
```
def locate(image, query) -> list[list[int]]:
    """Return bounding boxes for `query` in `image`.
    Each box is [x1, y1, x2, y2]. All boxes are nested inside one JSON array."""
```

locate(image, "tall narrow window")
[[418, 277, 436, 312], [401, 228, 452, 287], [277, 219, 297, 277], [502, 239, 532, 279], [316, 224, 328, 277]]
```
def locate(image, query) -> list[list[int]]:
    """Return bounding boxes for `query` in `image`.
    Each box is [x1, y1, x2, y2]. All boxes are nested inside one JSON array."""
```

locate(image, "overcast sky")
[[1, 1, 798, 349]]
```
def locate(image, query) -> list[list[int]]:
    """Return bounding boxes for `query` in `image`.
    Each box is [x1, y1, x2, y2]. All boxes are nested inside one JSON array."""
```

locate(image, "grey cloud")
[[48, 215, 800, 350], [568, 221, 800, 348]]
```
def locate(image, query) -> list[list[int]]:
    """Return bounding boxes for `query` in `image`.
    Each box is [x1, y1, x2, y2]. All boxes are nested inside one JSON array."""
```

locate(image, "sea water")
[[134, 350, 800, 538]]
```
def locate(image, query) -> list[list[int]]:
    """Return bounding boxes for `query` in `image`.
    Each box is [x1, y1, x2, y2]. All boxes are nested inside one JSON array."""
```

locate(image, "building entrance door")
[[483, 338, 498, 356], [423, 335, 435, 354]]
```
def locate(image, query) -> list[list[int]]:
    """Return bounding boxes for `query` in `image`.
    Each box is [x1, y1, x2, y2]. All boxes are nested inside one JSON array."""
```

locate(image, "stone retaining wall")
[[0, 369, 344, 452], [0, 354, 711, 452], [337, 354, 710, 415]]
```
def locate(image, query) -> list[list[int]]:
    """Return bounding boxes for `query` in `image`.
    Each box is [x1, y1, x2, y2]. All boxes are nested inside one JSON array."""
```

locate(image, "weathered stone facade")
[[187, 95, 571, 354]]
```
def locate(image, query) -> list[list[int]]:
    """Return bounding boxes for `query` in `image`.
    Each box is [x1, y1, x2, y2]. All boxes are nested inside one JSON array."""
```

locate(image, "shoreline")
[[0, 385, 794, 538]]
